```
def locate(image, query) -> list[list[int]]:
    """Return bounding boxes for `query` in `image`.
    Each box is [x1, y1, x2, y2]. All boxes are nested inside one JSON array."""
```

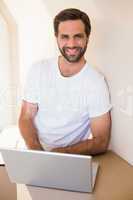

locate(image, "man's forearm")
[[52, 137, 108, 155], [19, 118, 43, 150]]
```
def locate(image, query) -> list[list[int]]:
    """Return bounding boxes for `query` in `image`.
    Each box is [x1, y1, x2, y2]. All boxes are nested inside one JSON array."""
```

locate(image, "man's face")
[[56, 20, 89, 63]]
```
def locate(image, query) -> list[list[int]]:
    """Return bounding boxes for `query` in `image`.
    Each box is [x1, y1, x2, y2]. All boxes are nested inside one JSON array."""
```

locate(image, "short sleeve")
[[88, 77, 112, 118], [22, 63, 41, 103]]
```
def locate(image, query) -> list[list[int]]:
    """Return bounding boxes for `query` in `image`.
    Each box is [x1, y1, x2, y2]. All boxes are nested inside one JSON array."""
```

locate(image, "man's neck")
[[58, 56, 86, 77]]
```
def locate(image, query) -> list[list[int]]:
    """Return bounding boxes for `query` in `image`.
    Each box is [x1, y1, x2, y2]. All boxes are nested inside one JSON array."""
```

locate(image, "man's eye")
[[75, 35, 84, 39], [61, 35, 68, 39]]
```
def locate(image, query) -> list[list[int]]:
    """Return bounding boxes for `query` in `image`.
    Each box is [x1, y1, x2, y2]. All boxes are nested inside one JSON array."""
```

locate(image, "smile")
[[65, 48, 80, 55]]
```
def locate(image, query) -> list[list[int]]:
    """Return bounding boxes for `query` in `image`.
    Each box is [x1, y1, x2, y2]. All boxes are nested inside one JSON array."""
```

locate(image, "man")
[[19, 8, 112, 155]]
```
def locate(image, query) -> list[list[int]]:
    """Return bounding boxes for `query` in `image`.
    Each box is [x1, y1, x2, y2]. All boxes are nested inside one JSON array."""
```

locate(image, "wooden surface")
[[16, 151, 133, 200], [0, 166, 17, 200]]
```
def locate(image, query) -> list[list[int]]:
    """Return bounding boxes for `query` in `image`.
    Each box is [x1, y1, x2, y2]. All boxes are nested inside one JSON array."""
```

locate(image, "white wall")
[[85, 0, 133, 165], [0, 14, 13, 130], [4, 0, 133, 165], [5, 0, 56, 83]]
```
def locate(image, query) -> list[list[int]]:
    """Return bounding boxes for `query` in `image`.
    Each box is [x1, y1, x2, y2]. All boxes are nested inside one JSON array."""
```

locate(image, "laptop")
[[0, 148, 99, 193]]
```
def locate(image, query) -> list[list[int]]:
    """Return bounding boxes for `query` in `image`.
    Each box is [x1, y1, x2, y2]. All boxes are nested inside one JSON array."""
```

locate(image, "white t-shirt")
[[23, 57, 112, 149]]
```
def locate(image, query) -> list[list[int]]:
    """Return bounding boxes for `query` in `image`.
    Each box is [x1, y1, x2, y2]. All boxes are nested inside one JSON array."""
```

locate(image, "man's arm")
[[18, 100, 44, 150], [51, 112, 111, 155]]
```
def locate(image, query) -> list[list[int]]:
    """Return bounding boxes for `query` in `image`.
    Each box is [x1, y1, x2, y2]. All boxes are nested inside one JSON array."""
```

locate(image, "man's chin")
[[64, 55, 81, 63]]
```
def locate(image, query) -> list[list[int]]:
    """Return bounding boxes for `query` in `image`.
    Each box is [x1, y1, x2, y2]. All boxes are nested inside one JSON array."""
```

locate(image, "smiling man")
[[19, 8, 112, 155]]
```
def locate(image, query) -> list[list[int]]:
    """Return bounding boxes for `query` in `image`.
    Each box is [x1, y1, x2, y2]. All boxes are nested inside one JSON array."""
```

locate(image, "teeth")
[[66, 49, 78, 54]]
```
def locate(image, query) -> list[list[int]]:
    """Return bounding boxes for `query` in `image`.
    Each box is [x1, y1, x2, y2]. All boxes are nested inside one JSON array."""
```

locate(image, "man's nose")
[[67, 38, 76, 47]]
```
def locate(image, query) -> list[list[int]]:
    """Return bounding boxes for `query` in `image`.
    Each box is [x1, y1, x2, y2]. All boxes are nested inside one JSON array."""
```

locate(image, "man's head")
[[54, 8, 91, 63], [54, 8, 91, 38]]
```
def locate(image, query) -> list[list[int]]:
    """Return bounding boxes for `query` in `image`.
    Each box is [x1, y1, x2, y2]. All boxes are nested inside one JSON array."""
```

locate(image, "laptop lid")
[[0, 148, 96, 193]]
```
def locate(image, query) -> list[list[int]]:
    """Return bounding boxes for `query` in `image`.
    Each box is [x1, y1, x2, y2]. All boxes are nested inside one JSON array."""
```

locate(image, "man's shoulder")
[[30, 57, 57, 73], [86, 63, 105, 84], [33, 57, 56, 68]]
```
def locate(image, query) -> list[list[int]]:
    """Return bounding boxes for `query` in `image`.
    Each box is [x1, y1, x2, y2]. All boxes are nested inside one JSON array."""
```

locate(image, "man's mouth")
[[65, 47, 80, 55]]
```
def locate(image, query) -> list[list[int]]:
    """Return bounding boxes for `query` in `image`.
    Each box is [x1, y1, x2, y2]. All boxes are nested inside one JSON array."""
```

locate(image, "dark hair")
[[54, 8, 91, 37]]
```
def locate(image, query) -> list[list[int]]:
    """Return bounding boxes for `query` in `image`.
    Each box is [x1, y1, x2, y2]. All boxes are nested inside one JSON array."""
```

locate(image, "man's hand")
[[51, 140, 90, 155], [51, 147, 67, 153]]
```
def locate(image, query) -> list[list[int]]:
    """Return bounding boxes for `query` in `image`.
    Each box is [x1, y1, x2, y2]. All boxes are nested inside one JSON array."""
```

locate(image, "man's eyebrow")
[[60, 34, 69, 37], [74, 33, 84, 37], [60, 33, 85, 38]]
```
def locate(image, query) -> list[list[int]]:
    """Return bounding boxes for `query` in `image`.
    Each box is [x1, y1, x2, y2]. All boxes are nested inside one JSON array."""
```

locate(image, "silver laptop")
[[0, 148, 99, 193]]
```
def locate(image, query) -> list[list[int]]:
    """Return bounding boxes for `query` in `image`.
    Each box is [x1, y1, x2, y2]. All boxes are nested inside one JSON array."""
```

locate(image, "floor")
[[0, 166, 17, 200]]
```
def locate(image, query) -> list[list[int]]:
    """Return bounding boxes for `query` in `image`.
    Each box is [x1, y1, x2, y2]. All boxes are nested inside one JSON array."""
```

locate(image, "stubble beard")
[[58, 43, 88, 63]]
